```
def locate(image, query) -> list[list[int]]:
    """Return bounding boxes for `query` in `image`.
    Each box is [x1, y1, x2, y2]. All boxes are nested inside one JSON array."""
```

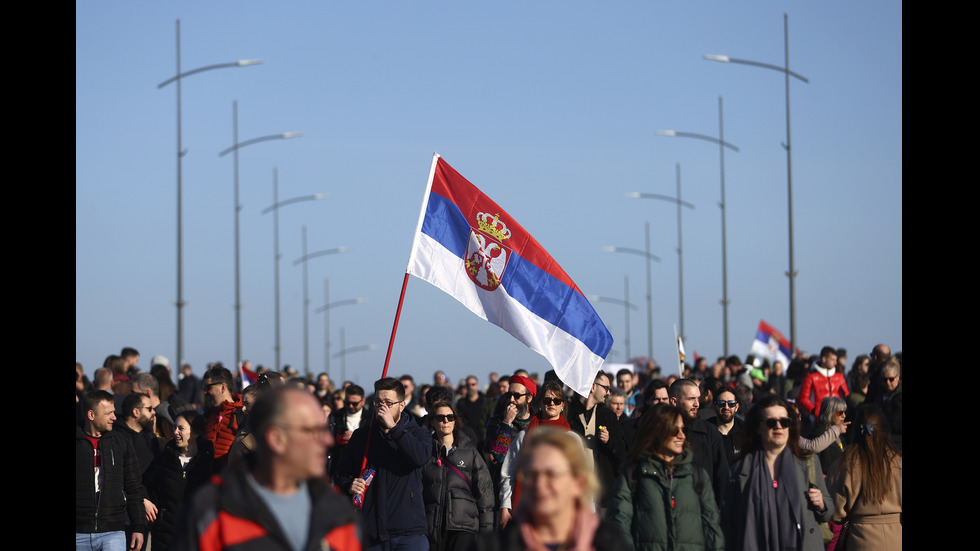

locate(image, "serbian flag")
[[749, 320, 791, 367], [406, 154, 613, 397], [240, 363, 258, 389]]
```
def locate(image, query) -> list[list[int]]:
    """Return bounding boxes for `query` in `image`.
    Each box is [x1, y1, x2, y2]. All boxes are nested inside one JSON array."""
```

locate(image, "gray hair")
[[818, 396, 848, 428]]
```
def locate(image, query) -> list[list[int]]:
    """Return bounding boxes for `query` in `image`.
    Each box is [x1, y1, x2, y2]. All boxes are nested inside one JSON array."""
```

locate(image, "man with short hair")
[[608, 387, 628, 421], [177, 363, 202, 411], [669, 378, 727, 505], [121, 347, 140, 373], [798, 346, 850, 419], [175, 386, 361, 550], [616, 368, 639, 418], [336, 377, 431, 551], [456, 374, 490, 444], [707, 388, 745, 464], [331, 384, 370, 475], [76, 390, 146, 551], [569, 371, 625, 510], [399, 375, 425, 421], [202, 366, 244, 464], [116, 392, 161, 474]]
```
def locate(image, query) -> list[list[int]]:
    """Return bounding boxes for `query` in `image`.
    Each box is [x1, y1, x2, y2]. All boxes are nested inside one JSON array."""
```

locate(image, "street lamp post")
[[315, 278, 366, 376], [603, 222, 662, 362], [705, 12, 809, 354], [627, 163, 696, 343], [294, 226, 350, 377], [157, 18, 261, 367], [260, 168, 325, 370], [588, 275, 640, 359], [657, 97, 740, 355], [219, 101, 301, 368]]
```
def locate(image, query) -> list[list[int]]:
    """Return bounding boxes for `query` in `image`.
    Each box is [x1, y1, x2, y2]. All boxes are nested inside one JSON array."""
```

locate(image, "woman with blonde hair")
[[827, 404, 902, 550], [486, 427, 627, 551]]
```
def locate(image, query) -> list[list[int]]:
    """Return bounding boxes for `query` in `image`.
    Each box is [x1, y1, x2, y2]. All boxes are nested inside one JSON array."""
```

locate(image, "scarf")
[[739, 447, 804, 550], [516, 504, 599, 551]]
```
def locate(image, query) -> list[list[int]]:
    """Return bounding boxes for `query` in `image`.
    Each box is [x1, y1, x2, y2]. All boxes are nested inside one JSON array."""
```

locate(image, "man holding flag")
[[335, 377, 431, 551]]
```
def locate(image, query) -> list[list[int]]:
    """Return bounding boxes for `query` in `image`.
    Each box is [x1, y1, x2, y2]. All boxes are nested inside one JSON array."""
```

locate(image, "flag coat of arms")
[[407, 154, 613, 397]]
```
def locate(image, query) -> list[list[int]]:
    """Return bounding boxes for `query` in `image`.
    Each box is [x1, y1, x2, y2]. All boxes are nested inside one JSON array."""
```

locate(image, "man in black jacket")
[[670, 378, 728, 506], [568, 371, 625, 512], [76, 390, 146, 551], [335, 377, 432, 551]]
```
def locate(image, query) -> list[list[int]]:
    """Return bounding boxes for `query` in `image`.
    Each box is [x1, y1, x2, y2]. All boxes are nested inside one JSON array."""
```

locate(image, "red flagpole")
[[358, 272, 411, 474]]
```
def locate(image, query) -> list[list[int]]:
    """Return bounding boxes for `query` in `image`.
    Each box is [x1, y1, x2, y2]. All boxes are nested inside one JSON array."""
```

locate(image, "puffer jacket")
[[205, 394, 244, 463], [142, 438, 221, 551], [75, 426, 147, 534], [607, 450, 724, 551], [422, 433, 494, 543]]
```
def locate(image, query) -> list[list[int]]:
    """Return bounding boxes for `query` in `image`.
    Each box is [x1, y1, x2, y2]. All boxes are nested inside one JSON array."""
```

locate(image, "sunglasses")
[[506, 391, 531, 400], [541, 397, 564, 406], [764, 417, 792, 429], [884, 376, 898, 383], [714, 400, 737, 408], [434, 414, 456, 423], [345, 400, 362, 407]]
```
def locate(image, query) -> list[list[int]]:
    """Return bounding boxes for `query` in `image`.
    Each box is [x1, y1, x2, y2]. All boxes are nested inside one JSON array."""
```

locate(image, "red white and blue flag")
[[407, 154, 613, 397], [749, 320, 791, 367], [240, 363, 258, 389]]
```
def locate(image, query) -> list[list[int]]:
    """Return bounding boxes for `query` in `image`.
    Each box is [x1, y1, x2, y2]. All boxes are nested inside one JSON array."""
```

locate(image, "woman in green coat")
[[607, 403, 724, 551]]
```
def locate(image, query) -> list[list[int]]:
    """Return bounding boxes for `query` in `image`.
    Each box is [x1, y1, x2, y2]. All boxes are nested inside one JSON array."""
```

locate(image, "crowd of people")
[[76, 343, 901, 551]]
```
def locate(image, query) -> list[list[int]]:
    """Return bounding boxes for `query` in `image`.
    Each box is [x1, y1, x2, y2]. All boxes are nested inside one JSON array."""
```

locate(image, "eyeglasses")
[[714, 400, 737, 409], [764, 417, 792, 429], [434, 414, 456, 423], [522, 469, 571, 482], [595, 382, 611, 391], [541, 397, 564, 406], [374, 399, 401, 408], [506, 391, 531, 400], [278, 423, 330, 439]]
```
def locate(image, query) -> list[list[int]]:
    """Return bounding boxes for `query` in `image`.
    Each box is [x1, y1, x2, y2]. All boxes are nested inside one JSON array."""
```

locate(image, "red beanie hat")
[[509, 374, 537, 397]]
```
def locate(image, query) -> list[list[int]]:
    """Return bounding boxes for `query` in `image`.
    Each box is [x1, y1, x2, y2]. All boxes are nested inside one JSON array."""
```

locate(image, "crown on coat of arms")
[[476, 212, 511, 241]]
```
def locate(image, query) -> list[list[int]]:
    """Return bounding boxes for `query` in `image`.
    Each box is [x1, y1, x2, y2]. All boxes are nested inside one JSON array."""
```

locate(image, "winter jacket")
[[607, 450, 724, 551], [334, 411, 432, 544], [142, 438, 222, 551], [828, 452, 902, 551], [724, 450, 833, 551], [798, 365, 849, 417], [171, 456, 361, 551], [204, 394, 244, 464], [568, 402, 626, 506], [422, 433, 494, 545], [75, 426, 147, 534]]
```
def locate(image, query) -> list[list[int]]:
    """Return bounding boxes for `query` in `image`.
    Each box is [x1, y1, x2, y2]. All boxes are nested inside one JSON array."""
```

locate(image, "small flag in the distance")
[[240, 363, 258, 389], [749, 320, 791, 367], [406, 154, 613, 397]]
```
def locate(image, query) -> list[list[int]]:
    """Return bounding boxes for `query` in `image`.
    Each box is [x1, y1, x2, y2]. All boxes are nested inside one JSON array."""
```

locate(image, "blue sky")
[[76, 2, 902, 387]]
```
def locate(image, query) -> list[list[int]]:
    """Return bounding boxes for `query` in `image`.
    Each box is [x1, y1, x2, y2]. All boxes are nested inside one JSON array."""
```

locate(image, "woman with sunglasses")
[[813, 396, 849, 473], [826, 404, 902, 550], [607, 403, 724, 550], [499, 381, 573, 528], [723, 394, 833, 551], [422, 401, 494, 551]]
